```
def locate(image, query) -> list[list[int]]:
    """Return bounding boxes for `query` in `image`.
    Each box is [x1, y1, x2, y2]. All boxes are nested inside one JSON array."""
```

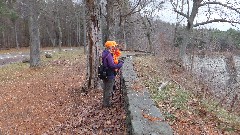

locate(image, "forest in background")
[[0, 0, 240, 133], [1, 0, 240, 51]]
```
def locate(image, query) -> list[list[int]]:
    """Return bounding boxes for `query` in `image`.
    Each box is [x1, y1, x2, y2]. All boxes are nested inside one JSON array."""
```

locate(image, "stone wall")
[[121, 55, 173, 135]]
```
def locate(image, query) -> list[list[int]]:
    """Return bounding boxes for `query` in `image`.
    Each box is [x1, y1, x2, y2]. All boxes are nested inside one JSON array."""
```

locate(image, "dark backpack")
[[98, 64, 107, 79], [98, 53, 109, 80]]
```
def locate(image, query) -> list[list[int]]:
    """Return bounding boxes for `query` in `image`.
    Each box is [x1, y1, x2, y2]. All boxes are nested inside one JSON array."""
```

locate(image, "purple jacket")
[[102, 49, 123, 79]]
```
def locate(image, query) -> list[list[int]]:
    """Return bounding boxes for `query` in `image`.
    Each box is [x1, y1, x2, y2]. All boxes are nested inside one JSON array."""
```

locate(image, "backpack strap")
[[103, 53, 110, 60], [102, 53, 110, 67]]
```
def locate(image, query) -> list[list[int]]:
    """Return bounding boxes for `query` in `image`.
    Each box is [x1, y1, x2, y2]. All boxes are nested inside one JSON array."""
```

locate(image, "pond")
[[183, 54, 240, 101]]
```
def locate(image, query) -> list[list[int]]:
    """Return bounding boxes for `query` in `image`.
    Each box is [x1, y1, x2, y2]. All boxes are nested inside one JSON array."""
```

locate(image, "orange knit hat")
[[112, 41, 118, 46], [105, 41, 115, 48]]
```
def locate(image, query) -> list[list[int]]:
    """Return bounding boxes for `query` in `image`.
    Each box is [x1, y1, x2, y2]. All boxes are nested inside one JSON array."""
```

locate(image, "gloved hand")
[[119, 59, 124, 63]]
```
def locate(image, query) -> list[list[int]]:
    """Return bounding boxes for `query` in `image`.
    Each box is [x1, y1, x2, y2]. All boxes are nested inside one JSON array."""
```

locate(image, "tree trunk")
[[106, 0, 115, 40], [225, 55, 237, 89], [142, 17, 153, 53], [180, 28, 192, 67], [85, 0, 101, 89], [147, 33, 152, 52], [24, 19, 30, 47], [178, 0, 201, 65], [46, 27, 56, 47], [57, 16, 62, 51], [87, 29, 94, 89], [122, 20, 127, 50], [29, 12, 41, 67], [14, 23, 19, 49], [119, 0, 130, 50], [68, 22, 72, 47], [76, 13, 81, 47], [2, 31, 5, 48], [7, 35, 10, 49], [82, 3, 87, 54]]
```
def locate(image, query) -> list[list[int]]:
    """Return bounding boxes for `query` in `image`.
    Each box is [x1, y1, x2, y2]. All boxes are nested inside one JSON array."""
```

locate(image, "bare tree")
[[82, 2, 87, 53], [103, 0, 146, 50], [168, 0, 240, 111], [19, 0, 43, 67], [52, 0, 63, 51], [171, 0, 240, 60], [105, 0, 115, 40], [12, 14, 19, 49], [75, 4, 81, 47], [139, 1, 165, 53], [122, 0, 165, 51], [84, 0, 101, 90], [141, 15, 153, 52]]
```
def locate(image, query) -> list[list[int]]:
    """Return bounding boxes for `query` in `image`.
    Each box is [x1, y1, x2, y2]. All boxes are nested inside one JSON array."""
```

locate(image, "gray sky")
[[156, 0, 240, 31]]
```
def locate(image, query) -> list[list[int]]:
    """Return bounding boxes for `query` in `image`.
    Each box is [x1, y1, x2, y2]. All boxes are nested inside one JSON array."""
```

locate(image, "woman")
[[102, 41, 124, 107]]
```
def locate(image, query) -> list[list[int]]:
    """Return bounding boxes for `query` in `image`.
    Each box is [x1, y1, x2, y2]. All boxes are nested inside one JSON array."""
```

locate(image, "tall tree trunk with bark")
[[119, 0, 130, 50], [179, 0, 200, 62], [141, 16, 153, 53], [67, 22, 72, 47], [76, 11, 81, 47], [14, 22, 19, 49], [57, 15, 62, 51], [121, 20, 127, 50], [106, 0, 115, 40], [180, 28, 191, 62], [82, 3, 87, 54], [84, 0, 101, 89], [2, 31, 5, 48], [46, 27, 56, 47], [28, 6, 41, 67], [53, 0, 62, 51]]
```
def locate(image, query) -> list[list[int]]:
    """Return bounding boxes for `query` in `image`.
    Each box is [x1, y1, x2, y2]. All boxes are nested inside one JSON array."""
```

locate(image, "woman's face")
[[109, 46, 115, 53]]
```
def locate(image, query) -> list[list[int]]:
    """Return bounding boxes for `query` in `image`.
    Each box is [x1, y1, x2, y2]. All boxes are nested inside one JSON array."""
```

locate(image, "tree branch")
[[121, 0, 142, 18], [200, 2, 240, 14], [100, 4, 107, 19], [171, 0, 188, 19], [193, 19, 240, 27], [173, 8, 188, 18]]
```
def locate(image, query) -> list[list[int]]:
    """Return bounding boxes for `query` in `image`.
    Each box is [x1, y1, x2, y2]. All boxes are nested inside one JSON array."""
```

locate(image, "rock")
[[158, 81, 169, 91], [22, 57, 30, 63], [45, 53, 52, 58]]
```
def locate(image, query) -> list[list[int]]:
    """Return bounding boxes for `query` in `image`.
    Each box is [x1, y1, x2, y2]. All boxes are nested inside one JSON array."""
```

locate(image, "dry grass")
[[133, 55, 240, 135]]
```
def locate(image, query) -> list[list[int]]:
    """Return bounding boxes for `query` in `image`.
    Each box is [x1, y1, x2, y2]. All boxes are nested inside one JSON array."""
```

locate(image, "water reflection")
[[183, 55, 239, 96]]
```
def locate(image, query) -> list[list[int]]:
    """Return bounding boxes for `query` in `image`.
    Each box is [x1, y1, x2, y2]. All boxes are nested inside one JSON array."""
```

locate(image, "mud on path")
[[0, 49, 126, 134]]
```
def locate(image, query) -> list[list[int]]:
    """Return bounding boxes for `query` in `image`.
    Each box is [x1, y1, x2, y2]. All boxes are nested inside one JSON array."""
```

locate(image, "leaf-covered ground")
[[0, 48, 126, 134], [133, 55, 240, 135]]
